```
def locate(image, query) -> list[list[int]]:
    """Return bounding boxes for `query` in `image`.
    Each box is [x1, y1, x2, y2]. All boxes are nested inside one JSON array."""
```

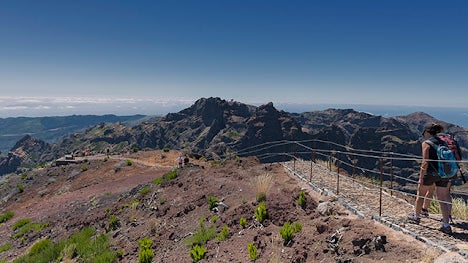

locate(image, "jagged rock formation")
[[0, 135, 51, 175], [0, 97, 467, 181]]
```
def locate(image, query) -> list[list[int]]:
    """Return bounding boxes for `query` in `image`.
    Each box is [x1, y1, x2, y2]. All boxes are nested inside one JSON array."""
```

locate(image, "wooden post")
[[293, 141, 296, 173], [379, 158, 383, 217], [309, 151, 314, 182], [336, 154, 340, 195], [390, 154, 394, 196]]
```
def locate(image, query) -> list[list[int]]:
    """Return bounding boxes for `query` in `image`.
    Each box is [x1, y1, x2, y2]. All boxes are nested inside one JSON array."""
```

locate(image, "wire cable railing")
[[230, 138, 468, 216]]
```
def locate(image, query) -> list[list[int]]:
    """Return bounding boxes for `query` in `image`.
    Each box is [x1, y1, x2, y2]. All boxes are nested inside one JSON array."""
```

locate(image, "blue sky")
[[1, 1, 467, 117]]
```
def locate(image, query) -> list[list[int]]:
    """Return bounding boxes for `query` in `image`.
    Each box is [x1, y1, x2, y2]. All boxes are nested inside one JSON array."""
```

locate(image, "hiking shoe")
[[407, 214, 420, 225], [421, 209, 429, 217], [439, 225, 452, 234], [449, 216, 454, 224]]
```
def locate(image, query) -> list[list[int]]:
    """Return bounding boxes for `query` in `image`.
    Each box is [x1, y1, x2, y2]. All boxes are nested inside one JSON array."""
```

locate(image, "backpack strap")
[[424, 139, 437, 150]]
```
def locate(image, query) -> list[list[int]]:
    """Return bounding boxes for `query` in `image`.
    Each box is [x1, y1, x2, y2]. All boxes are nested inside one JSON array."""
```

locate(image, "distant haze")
[[1, 96, 467, 128]]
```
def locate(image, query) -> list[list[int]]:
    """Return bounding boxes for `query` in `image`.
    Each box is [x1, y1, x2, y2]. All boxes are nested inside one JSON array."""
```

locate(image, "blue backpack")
[[425, 137, 459, 179]]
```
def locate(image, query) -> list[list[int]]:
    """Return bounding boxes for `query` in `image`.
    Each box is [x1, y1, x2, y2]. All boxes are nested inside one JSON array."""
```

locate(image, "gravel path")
[[284, 159, 468, 259]]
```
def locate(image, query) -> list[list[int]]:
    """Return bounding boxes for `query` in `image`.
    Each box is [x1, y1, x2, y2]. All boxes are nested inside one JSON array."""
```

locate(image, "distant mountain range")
[[0, 97, 467, 183], [0, 114, 155, 154]]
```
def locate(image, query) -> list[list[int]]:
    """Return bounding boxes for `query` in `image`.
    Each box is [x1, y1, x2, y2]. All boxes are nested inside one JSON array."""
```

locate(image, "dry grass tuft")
[[253, 173, 273, 202]]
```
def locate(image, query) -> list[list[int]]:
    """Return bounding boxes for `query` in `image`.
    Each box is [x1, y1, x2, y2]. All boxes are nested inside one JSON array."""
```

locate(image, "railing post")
[[379, 158, 383, 217], [390, 153, 393, 196], [309, 151, 314, 182], [336, 154, 340, 195], [352, 154, 357, 179], [293, 141, 296, 173]]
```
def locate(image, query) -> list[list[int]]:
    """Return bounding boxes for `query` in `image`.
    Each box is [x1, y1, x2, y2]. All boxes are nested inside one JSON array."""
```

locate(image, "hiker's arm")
[[419, 142, 430, 183]]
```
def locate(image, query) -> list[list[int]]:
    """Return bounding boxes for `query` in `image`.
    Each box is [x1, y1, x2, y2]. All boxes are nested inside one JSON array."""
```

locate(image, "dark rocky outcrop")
[[1, 97, 467, 181]]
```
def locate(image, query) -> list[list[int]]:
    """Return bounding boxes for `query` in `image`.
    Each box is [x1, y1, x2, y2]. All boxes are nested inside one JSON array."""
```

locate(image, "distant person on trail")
[[184, 155, 189, 166], [177, 153, 183, 168], [408, 123, 452, 234]]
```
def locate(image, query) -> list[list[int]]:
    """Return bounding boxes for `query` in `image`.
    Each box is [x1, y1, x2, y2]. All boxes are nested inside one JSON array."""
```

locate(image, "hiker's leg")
[[435, 185, 451, 224], [415, 184, 431, 217], [422, 184, 435, 211]]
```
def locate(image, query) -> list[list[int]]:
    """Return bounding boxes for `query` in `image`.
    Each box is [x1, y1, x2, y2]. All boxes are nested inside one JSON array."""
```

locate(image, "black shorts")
[[423, 172, 450, 187]]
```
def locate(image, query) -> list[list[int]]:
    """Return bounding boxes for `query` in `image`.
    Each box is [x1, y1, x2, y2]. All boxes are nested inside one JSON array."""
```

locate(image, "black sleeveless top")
[[425, 136, 440, 175]]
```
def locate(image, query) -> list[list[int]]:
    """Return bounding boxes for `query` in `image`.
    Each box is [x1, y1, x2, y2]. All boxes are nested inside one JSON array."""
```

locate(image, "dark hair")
[[422, 123, 444, 136]]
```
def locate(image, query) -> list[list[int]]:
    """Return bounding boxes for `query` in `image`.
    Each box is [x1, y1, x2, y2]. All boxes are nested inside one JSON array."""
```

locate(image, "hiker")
[[176, 154, 183, 168], [408, 123, 452, 234]]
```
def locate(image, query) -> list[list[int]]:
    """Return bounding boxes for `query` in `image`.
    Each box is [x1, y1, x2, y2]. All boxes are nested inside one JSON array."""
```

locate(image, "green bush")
[[255, 201, 268, 224], [162, 147, 170, 152], [185, 217, 216, 247], [13, 221, 50, 239], [17, 184, 25, 193], [207, 196, 219, 211], [139, 185, 151, 196], [108, 214, 120, 231], [0, 211, 14, 223], [0, 243, 12, 253], [138, 238, 154, 263], [12, 226, 115, 263], [297, 190, 306, 209], [153, 169, 178, 185], [81, 166, 88, 172], [279, 221, 302, 245], [211, 215, 218, 224], [216, 224, 230, 241], [12, 219, 32, 231], [133, 147, 139, 153], [239, 217, 247, 228], [189, 244, 207, 262], [126, 160, 132, 166], [21, 173, 28, 180], [248, 242, 258, 260]]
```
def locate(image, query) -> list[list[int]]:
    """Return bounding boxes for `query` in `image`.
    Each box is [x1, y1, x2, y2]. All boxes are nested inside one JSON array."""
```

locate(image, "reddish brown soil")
[[0, 150, 440, 262]]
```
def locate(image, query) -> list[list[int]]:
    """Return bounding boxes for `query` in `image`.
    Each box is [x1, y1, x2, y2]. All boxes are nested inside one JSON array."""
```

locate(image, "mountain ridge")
[[1, 97, 467, 182]]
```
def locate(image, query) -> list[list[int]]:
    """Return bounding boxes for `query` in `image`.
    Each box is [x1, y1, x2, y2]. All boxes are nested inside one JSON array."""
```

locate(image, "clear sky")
[[1, 1, 467, 117]]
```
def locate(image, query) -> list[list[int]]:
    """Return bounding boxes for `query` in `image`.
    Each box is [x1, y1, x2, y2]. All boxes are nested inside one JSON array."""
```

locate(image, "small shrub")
[[239, 217, 247, 228], [255, 201, 268, 224], [189, 244, 207, 262], [279, 222, 294, 245], [216, 224, 230, 241], [12, 218, 32, 231], [0, 243, 12, 253], [162, 147, 170, 152], [154, 169, 178, 185], [297, 190, 306, 209], [207, 196, 220, 211], [138, 237, 154, 263], [248, 242, 258, 261], [103, 157, 109, 162], [133, 147, 139, 153], [159, 199, 165, 205], [293, 222, 302, 233], [81, 166, 88, 172], [126, 159, 133, 166], [185, 217, 216, 247], [139, 185, 151, 196], [12, 221, 50, 239], [17, 184, 25, 193], [109, 214, 120, 231], [211, 215, 218, 224], [0, 211, 14, 223], [279, 221, 302, 245], [21, 173, 28, 180]]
